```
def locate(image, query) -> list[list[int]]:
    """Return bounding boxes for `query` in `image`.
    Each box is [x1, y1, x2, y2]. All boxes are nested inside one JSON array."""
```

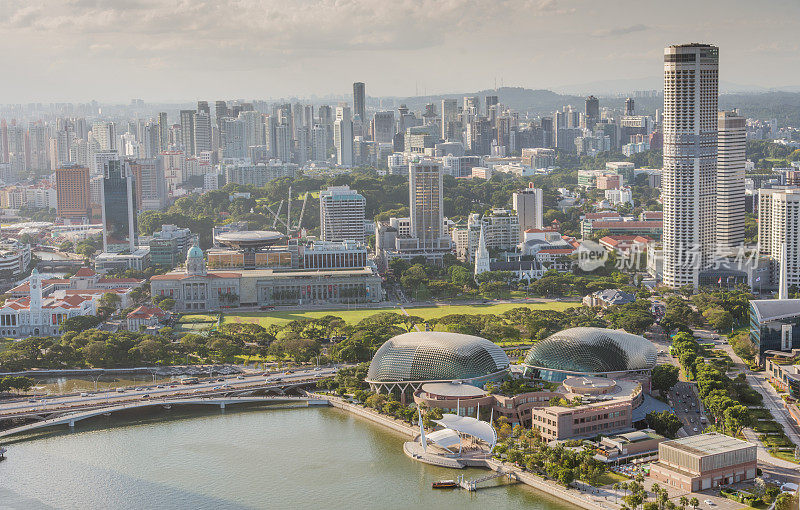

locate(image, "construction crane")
[[294, 192, 309, 235], [269, 200, 285, 229]]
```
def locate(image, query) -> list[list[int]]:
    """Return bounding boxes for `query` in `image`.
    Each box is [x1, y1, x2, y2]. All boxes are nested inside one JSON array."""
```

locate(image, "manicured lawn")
[[223, 301, 576, 327], [594, 471, 630, 486], [769, 449, 799, 464]]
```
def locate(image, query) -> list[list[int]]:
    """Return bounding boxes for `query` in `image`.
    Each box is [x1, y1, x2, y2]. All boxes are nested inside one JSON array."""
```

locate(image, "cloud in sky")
[[591, 24, 649, 38], [0, 0, 797, 101]]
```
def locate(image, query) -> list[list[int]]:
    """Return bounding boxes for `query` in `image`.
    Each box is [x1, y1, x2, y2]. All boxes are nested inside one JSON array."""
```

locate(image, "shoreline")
[[318, 393, 611, 510]]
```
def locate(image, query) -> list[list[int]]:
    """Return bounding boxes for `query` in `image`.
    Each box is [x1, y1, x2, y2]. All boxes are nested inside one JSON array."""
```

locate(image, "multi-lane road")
[[0, 366, 340, 418]]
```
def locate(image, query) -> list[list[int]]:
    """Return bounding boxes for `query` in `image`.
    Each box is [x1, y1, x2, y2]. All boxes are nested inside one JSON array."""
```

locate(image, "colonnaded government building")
[[151, 230, 382, 312]]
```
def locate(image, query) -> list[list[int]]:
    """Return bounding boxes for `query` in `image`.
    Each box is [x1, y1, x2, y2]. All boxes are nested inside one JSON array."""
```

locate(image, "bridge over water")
[[0, 396, 329, 439]]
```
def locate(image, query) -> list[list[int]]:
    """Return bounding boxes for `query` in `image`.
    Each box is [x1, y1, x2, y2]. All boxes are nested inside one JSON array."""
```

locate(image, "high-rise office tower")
[[197, 101, 210, 116], [319, 185, 366, 242], [214, 101, 228, 126], [441, 99, 459, 140], [193, 112, 212, 155], [55, 164, 91, 221], [101, 158, 136, 253], [716, 110, 746, 250], [625, 97, 635, 116], [334, 106, 353, 167], [353, 82, 366, 124], [179, 110, 196, 155], [585, 96, 600, 129], [157, 112, 169, 152], [371, 111, 396, 143], [409, 160, 445, 248], [512, 185, 544, 239], [661, 43, 719, 288]]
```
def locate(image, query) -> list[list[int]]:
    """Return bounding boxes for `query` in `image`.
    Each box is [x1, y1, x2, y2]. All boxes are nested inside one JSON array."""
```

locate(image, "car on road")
[[134, 387, 144, 391], [236, 376, 245, 380], [156, 385, 164, 389], [217, 378, 225, 382], [116, 388, 126, 393], [28, 399, 37, 403], [80, 393, 89, 397], [141, 394, 150, 399], [704, 500, 713, 506]]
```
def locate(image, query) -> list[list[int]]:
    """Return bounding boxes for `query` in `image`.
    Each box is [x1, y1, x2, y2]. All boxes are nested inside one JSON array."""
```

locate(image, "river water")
[[0, 405, 577, 510]]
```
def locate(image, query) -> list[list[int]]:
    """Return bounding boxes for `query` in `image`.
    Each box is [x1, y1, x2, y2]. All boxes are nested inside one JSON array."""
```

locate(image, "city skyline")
[[1, 0, 799, 102]]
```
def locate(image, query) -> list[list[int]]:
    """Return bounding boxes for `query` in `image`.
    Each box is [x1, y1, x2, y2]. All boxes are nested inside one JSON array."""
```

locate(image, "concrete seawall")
[[321, 394, 418, 438]]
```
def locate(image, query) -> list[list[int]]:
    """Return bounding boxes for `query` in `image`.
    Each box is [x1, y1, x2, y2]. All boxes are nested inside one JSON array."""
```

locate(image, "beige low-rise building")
[[649, 433, 757, 492]]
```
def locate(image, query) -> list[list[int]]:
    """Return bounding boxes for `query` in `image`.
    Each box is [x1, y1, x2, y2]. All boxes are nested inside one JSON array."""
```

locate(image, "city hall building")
[[151, 245, 382, 311]]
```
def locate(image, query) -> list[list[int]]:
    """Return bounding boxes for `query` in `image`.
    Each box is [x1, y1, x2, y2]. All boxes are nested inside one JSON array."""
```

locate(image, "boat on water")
[[431, 480, 458, 489]]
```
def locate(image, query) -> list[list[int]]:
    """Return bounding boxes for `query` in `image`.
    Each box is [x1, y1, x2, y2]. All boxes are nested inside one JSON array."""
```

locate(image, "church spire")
[[474, 225, 490, 276]]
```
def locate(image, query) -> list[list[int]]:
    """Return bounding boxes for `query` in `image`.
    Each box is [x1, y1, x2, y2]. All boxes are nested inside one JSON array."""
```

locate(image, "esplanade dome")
[[366, 331, 509, 384], [523, 327, 657, 381]]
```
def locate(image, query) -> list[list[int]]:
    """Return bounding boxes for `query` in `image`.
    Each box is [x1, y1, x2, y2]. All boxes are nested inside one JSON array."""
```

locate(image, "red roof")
[[98, 277, 143, 284], [74, 268, 97, 277], [600, 235, 653, 246], [524, 228, 557, 233]]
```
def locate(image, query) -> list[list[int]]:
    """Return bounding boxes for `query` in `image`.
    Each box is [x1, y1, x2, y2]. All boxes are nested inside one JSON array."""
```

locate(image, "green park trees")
[[650, 364, 679, 394]]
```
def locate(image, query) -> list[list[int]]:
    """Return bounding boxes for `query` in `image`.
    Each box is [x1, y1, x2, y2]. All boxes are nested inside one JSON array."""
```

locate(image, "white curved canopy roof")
[[434, 414, 497, 447], [425, 429, 462, 449]]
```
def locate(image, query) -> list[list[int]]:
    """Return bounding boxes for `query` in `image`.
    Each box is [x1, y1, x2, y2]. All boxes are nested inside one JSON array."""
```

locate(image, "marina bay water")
[[0, 405, 577, 510]]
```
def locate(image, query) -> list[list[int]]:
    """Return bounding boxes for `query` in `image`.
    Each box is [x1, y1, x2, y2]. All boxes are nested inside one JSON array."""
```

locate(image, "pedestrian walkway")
[[742, 428, 799, 470]]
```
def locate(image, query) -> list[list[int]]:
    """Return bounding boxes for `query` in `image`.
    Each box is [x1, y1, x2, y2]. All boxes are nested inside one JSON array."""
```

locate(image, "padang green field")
[[216, 301, 576, 328]]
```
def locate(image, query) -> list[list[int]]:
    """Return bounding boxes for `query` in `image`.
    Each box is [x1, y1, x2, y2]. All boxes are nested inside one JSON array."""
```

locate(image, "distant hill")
[[393, 87, 585, 115]]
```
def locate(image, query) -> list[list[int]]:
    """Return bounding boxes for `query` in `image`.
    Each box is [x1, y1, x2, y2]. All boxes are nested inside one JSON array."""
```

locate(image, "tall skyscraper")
[[716, 110, 746, 250], [55, 164, 91, 221], [512, 185, 544, 239], [219, 118, 245, 159], [101, 158, 136, 253], [311, 125, 327, 161], [319, 185, 366, 243], [441, 99, 459, 140], [274, 123, 292, 163], [193, 112, 212, 154], [129, 158, 166, 211], [371, 111, 395, 143], [585, 96, 600, 129], [179, 110, 196, 155], [409, 160, 445, 249], [353, 82, 366, 124], [157, 112, 169, 152], [334, 106, 353, 167], [661, 43, 719, 288], [758, 187, 800, 291]]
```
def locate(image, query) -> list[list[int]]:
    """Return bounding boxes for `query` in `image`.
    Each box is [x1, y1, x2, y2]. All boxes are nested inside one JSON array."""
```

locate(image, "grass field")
[[221, 301, 576, 328]]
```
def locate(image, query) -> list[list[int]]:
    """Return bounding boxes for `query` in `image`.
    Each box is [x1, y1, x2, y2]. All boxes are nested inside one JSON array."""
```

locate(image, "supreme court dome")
[[213, 230, 285, 250], [365, 332, 510, 390], [523, 327, 657, 382]]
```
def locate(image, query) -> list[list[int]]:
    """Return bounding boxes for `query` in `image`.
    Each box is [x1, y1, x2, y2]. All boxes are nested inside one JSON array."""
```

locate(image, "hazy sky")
[[1, 0, 798, 102]]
